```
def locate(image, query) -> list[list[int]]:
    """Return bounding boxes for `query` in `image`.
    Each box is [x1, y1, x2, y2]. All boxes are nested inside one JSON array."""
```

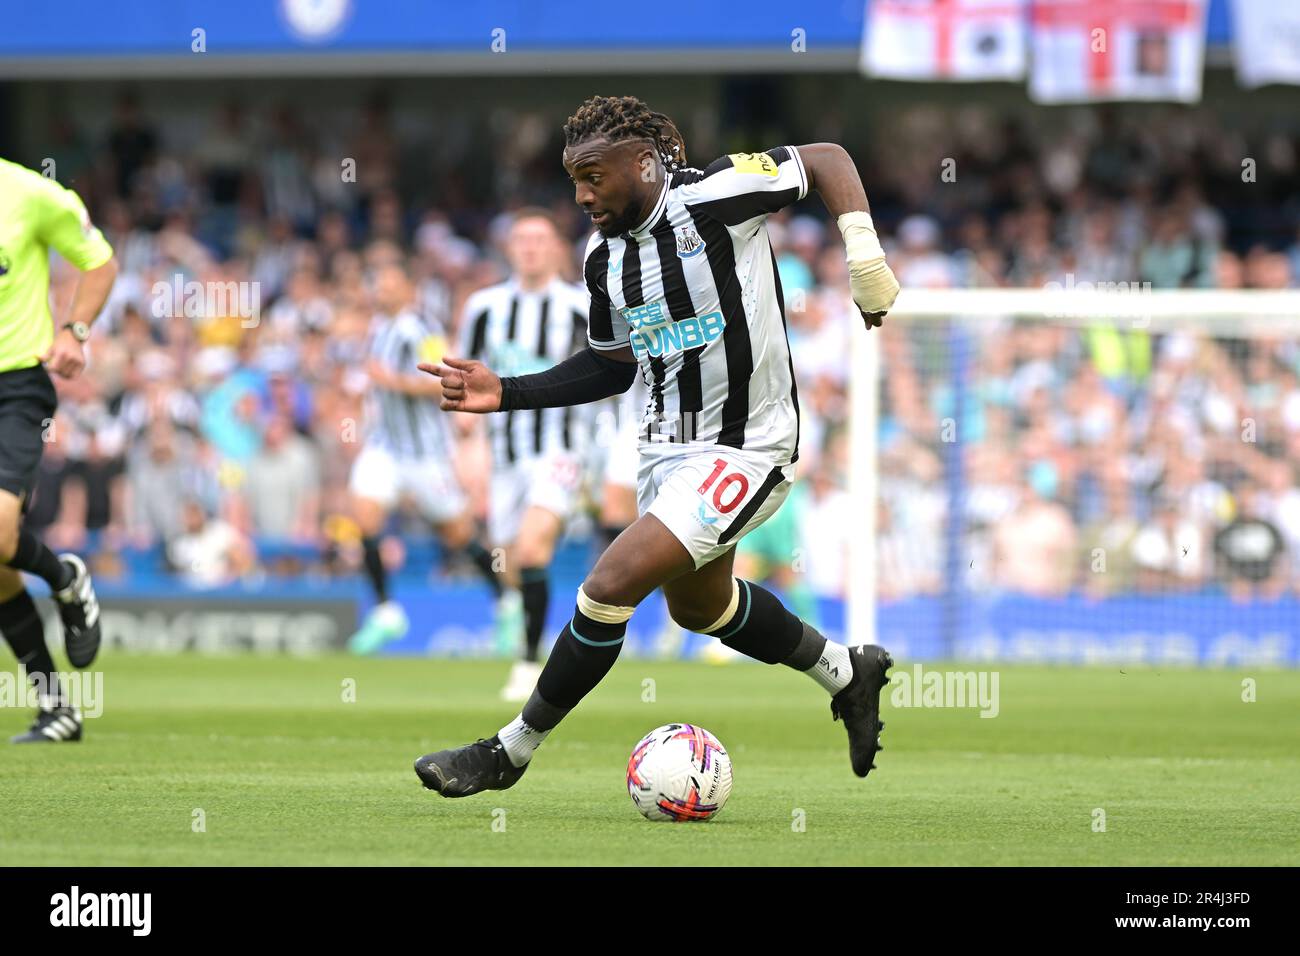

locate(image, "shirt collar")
[[628, 178, 670, 238], [506, 276, 556, 296]]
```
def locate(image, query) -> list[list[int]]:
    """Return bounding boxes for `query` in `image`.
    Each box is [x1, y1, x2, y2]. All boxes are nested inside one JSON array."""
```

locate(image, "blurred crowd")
[[879, 323, 1300, 604], [25, 92, 1300, 599]]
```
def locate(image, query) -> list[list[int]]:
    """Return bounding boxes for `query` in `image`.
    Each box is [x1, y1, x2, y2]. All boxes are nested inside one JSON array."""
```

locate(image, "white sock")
[[804, 641, 853, 695], [498, 714, 552, 768]]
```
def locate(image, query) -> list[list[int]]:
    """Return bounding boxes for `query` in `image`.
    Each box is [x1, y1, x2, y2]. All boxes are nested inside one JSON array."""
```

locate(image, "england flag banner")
[[862, 0, 1028, 81], [1028, 0, 1206, 103], [1231, 0, 1300, 88]]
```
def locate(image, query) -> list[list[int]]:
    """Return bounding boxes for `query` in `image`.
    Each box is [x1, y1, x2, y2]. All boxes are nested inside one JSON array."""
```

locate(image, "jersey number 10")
[[698, 459, 750, 514]]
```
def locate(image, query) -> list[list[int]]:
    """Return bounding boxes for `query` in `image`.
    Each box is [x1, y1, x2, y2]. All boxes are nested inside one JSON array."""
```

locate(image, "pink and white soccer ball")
[[626, 723, 733, 822]]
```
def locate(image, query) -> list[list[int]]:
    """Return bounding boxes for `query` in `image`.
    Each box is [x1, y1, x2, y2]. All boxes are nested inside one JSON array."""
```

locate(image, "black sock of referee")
[[519, 566, 550, 663], [361, 535, 388, 604], [495, 591, 632, 766], [462, 540, 504, 597], [0, 589, 65, 708], [6, 529, 73, 592]]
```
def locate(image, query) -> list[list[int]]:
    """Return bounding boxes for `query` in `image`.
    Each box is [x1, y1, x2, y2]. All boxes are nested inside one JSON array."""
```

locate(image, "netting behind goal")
[[848, 290, 1300, 668]]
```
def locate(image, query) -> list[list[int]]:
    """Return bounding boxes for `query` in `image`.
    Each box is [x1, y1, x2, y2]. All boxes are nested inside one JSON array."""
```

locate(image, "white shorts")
[[637, 443, 795, 570], [489, 451, 585, 546], [602, 413, 641, 491], [348, 444, 467, 525]]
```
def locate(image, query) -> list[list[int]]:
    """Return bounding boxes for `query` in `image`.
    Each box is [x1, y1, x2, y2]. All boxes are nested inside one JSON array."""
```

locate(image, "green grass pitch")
[[1, 652, 1297, 866]]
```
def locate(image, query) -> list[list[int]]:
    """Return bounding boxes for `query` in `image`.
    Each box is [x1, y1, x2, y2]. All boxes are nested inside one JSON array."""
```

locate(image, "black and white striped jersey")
[[584, 146, 807, 466], [417, 275, 453, 329], [459, 278, 592, 465], [363, 308, 455, 461]]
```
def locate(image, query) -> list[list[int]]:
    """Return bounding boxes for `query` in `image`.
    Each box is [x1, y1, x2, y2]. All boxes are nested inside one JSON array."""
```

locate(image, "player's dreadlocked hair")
[[563, 95, 688, 174]]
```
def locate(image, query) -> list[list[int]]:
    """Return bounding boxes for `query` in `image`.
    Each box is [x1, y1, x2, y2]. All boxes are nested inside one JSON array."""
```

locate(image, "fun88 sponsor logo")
[[625, 301, 725, 359]]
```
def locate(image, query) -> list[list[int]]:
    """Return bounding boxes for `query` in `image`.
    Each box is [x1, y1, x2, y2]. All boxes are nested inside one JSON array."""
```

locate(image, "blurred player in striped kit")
[[458, 210, 591, 700], [346, 261, 503, 653], [593, 369, 646, 549], [591, 374, 693, 656]]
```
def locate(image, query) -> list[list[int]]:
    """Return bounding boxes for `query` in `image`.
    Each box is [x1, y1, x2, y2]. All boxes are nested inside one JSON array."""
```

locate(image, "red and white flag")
[[1231, 0, 1300, 88], [1028, 0, 1206, 103], [861, 0, 1028, 81]]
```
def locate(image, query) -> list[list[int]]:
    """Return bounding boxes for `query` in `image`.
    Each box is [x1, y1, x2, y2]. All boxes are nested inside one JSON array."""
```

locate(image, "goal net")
[[848, 289, 1300, 668]]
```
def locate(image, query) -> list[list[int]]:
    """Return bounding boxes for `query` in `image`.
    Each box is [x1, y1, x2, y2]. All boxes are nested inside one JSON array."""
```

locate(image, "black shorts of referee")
[[0, 364, 58, 515]]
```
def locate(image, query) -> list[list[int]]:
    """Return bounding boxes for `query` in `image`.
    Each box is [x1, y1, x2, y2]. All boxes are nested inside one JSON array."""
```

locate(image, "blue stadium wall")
[[29, 544, 1300, 666], [1, 0, 1235, 63]]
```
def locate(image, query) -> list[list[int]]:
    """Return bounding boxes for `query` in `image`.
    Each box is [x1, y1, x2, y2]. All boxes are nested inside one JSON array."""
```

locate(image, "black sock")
[[361, 535, 388, 603], [519, 567, 549, 663], [709, 580, 806, 665], [783, 620, 829, 671], [463, 540, 504, 597], [513, 690, 570, 738], [0, 589, 64, 707], [8, 530, 72, 591], [529, 605, 627, 717]]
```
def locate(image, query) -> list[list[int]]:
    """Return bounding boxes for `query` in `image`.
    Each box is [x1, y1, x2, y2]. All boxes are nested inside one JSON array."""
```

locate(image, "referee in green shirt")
[[0, 157, 117, 743]]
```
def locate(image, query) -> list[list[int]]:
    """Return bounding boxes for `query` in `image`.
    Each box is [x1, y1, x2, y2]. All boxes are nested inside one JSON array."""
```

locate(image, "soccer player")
[[458, 210, 591, 700], [0, 158, 114, 743], [346, 261, 503, 653], [413, 96, 900, 796]]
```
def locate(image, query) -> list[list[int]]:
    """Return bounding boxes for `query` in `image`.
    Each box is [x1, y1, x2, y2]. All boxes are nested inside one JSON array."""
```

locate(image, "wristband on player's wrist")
[[837, 211, 887, 265]]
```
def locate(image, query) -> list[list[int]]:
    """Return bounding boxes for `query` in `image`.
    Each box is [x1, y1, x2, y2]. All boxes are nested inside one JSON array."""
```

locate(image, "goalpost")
[[848, 288, 1300, 665]]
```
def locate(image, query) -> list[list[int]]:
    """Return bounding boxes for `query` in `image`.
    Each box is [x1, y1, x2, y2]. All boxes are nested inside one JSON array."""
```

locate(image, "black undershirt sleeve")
[[498, 346, 637, 411]]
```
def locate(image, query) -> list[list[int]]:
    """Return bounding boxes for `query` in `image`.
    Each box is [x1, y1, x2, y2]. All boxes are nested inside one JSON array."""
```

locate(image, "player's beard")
[[595, 203, 638, 238]]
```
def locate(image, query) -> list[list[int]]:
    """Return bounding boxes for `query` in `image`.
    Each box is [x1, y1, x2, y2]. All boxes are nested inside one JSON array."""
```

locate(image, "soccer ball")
[[626, 723, 733, 822]]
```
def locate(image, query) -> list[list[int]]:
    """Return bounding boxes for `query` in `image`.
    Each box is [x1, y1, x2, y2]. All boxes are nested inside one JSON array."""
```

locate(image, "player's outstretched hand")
[[418, 355, 503, 413]]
